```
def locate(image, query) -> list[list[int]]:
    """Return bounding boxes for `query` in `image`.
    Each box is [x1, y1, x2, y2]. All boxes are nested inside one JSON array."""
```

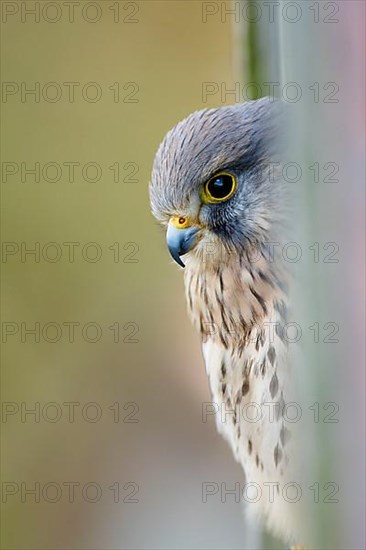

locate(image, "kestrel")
[[150, 98, 303, 547]]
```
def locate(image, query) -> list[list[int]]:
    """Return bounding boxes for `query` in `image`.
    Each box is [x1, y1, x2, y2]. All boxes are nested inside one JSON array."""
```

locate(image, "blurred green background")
[[1, 1, 365, 549], [2, 2, 249, 548]]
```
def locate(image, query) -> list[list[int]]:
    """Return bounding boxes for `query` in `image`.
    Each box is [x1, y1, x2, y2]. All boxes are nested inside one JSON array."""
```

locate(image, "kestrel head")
[[150, 98, 284, 269]]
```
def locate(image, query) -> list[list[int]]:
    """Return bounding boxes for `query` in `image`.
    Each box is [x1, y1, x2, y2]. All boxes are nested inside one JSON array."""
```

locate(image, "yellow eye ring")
[[202, 171, 237, 204]]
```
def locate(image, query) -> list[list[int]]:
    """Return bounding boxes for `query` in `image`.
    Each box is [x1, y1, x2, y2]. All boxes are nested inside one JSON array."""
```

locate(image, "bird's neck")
[[184, 249, 288, 350]]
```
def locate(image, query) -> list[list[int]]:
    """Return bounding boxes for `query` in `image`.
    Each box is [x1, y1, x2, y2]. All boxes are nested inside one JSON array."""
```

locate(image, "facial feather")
[[150, 98, 285, 258]]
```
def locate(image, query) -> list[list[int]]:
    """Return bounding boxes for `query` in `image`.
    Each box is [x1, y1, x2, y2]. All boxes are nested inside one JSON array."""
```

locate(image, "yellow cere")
[[170, 216, 191, 229]]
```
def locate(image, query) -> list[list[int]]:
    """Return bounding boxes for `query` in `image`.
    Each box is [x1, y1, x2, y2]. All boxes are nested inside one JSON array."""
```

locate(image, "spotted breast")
[[184, 248, 303, 545]]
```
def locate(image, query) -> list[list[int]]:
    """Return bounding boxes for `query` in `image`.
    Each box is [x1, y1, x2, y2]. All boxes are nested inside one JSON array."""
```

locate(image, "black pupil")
[[207, 175, 233, 199]]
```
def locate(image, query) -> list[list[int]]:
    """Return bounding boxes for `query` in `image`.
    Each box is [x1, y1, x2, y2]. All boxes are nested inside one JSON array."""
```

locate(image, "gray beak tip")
[[168, 246, 186, 268], [166, 223, 199, 269]]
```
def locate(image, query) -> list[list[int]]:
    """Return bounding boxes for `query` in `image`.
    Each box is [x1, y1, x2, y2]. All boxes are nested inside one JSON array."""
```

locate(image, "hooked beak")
[[166, 217, 200, 268]]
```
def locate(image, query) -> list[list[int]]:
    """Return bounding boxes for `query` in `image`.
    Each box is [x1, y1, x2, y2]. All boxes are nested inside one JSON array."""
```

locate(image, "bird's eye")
[[202, 172, 237, 204]]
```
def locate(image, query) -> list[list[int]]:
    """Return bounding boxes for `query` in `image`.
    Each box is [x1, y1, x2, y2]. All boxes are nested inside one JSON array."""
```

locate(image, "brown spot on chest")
[[241, 379, 250, 397], [267, 346, 276, 366], [275, 392, 286, 421], [280, 425, 291, 446], [221, 362, 226, 377], [269, 372, 279, 398], [274, 444, 283, 467], [260, 359, 266, 377]]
